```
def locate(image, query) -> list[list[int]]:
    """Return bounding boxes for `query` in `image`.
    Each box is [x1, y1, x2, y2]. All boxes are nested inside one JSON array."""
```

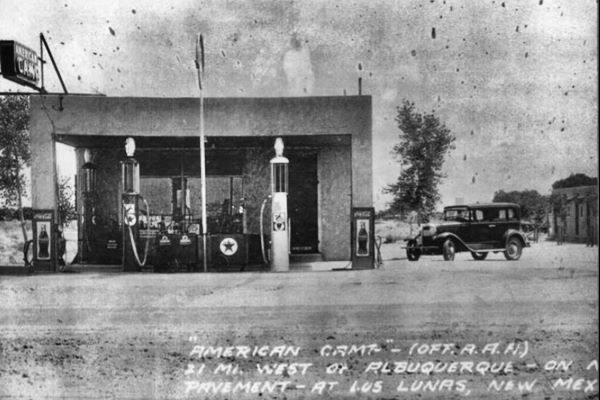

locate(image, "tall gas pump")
[[121, 137, 149, 271], [270, 138, 290, 271], [79, 149, 96, 262]]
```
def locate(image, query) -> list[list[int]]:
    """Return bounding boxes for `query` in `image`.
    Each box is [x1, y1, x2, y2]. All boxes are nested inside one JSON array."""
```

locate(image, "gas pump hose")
[[125, 197, 151, 267], [259, 195, 271, 264]]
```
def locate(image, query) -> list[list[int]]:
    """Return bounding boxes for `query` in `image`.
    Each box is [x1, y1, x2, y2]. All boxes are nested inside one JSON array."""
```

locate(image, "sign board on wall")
[[351, 207, 375, 269], [32, 209, 55, 271]]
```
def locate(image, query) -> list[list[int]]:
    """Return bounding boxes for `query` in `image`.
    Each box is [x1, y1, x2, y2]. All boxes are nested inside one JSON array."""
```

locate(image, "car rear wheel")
[[406, 241, 421, 261], [442, 239, 456, 261], [471, 251, 488, 260], [504, 237, 523, 261]]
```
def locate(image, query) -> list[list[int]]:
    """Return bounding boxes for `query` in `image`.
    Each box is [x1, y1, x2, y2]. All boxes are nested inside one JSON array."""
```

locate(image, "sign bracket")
[[39, 33, 67, 94]]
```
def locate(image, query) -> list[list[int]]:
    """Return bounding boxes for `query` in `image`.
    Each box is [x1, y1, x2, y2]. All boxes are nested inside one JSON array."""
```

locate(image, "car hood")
[[424, 222, 463, 234]]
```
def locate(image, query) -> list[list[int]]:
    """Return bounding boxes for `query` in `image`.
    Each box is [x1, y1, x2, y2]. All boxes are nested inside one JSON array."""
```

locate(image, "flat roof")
[[31, 94, 372, 141], [445, 202, 520, 209], [54, 133, 352, 149]]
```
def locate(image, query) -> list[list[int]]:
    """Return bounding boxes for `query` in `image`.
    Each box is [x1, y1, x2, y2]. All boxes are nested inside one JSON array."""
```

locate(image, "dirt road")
[[0, 241, 597, 399]]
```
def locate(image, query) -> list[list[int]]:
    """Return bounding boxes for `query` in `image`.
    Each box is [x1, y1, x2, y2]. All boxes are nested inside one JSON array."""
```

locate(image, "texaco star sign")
[[219, 237, 238, 256]]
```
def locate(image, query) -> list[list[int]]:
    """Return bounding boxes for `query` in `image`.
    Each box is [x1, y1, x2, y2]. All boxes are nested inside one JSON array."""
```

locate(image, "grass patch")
[[375, 219, 419, 243]]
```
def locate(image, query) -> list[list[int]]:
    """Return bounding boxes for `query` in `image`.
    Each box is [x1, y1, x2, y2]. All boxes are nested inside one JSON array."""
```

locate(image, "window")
[[497, 209, 507, 220], [444, 208, 470, 221], [508, 209, 515, 220], [473, 209, 484, 221]]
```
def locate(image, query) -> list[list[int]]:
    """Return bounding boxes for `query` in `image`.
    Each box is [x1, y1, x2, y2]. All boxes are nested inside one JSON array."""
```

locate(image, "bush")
[[21, 207, 33, 220], [3, 207, 33, 220], [0, 208, 13, 221], [383, 234, 396, 244]]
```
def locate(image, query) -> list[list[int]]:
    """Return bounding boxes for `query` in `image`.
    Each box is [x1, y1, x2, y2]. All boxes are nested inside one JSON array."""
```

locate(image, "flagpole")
[[196, 34, 208, 273]]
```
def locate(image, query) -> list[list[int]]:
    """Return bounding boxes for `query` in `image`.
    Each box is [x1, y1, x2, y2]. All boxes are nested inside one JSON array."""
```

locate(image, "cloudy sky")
[[0, 0, 597, 209]]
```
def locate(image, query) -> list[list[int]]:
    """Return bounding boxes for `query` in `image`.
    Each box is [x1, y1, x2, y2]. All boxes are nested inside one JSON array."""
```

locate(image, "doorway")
[[288, 152, 318, 253]]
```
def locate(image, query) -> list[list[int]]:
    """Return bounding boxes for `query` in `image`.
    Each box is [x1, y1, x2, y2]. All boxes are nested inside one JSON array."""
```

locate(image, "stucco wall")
[[140, 178, 172, 215], [30, 98, 58, 213], [241, 148, 272, 236], [31, 95, 370, 137], [318, 146, 352, 260], [75, 147, 123, 229]]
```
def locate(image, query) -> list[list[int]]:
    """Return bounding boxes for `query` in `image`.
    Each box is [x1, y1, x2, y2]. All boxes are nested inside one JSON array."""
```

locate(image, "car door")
[[466, 208, 493, 250], [489, 208, 512, 248]]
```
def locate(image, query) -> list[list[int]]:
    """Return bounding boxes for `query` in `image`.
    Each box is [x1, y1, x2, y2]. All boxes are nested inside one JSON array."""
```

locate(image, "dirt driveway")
[[0, 241, 597, 399]]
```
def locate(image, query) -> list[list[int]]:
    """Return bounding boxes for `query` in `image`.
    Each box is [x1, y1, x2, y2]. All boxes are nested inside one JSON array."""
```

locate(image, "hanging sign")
[[0, 40, 40, 89]]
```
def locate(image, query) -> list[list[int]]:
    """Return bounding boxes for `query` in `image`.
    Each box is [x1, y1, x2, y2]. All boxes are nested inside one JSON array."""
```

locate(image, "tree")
[[492, 189, 549, 226], [385, 100, 455, 220], [548, 192, 568, 219], [57, 176, 77, 227], [0, 95, 30, 243], [552, 173, 597, 189]]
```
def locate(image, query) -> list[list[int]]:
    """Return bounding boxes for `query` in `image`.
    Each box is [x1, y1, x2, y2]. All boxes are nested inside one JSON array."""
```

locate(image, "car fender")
[[404, 235, 423, 247], [503, 229, 529, 247], [433, 232, 470, 252]]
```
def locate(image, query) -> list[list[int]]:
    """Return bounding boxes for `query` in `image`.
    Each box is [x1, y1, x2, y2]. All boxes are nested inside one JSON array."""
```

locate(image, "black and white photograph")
[[0, 1, 598, 398]]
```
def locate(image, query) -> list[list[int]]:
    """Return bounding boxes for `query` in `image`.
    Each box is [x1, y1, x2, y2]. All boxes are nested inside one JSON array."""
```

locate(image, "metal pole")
[[200, 89, 207, 272], [195, 34, 208, 272], [39, 34, 45, 92]]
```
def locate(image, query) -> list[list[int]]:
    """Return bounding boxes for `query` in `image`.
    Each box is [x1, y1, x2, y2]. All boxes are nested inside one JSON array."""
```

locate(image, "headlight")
[[421, 224, 437, 237]]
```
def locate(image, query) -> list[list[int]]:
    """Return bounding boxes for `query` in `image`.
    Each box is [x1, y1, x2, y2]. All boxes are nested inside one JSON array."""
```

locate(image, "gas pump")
[[79, 149, 96, 262], [270, 138, 290, 271], [121, 137, 151, 271]]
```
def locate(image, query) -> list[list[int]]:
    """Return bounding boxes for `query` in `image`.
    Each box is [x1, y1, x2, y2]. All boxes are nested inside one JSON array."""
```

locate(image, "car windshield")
[[444, 208, 470, 222]]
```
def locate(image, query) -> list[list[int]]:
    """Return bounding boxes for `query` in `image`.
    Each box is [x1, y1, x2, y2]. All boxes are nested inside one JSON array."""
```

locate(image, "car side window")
[[497, 209, 507, 220], [483, 209, 495, 221], [508, 208, 515, 220], [473, 209, 484, 221]]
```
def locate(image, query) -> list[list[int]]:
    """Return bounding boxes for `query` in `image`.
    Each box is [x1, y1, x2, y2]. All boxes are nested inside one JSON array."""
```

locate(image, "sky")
[[0, 0, 597, 210]]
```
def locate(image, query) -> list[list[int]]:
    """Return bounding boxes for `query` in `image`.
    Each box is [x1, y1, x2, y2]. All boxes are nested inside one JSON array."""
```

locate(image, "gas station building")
[[29, 94, 373, 270]]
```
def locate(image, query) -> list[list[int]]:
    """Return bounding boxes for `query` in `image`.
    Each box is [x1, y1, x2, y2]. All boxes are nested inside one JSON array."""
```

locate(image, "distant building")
[[550, 185, 598, 245]]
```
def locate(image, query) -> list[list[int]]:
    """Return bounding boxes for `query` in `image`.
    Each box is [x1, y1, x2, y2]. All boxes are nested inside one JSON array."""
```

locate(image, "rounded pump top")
[[274, 137, 284, 157], [83, 148, 92, 163], [125, 137, 136, 158], [270, 137, 289, 164], [82, 148, 96, 171]]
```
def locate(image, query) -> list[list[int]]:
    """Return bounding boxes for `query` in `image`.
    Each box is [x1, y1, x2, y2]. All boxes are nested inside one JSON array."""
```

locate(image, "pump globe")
[[83, 148, 92, 163], [274, 137, 284, 157], [125, 137, 136, 157]]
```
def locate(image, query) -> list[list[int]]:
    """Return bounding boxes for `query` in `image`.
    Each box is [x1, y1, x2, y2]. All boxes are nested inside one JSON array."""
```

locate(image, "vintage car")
[[405, 203, 530, 261]]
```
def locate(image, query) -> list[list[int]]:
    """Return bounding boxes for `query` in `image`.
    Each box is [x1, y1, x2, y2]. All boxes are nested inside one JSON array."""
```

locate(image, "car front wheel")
[[471, 251, 488, 260], [442, 239, 456, 261], [406, 241, 421, 261], [504, 237, 523, 261]]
